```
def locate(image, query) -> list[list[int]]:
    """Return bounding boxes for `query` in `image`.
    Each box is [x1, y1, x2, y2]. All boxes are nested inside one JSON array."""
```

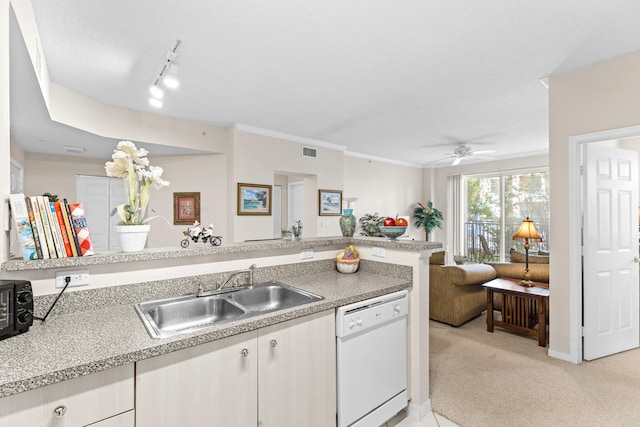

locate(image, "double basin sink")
[[135, 282, 323, 339]]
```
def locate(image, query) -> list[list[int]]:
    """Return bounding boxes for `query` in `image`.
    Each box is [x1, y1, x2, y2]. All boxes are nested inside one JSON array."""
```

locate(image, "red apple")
[[383, 217, 396, 226]]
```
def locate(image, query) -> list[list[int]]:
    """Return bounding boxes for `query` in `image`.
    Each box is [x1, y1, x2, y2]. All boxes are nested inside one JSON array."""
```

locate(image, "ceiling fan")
[[430, 144, 497, 166]]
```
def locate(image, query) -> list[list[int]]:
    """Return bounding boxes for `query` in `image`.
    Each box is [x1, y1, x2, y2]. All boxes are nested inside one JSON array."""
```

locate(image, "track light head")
[[163, 64, 179, 89], [149, 84, 165, 99], [149, 97, 163, 108]]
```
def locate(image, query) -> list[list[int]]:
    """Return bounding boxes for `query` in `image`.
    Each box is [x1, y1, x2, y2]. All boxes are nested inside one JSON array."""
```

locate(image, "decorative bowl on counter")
[[378, 226, 407, 240], [336, 260, 359, 274]]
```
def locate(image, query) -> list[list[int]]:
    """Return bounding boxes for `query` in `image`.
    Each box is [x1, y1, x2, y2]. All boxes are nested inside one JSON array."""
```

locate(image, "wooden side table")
[[483, 278, 550, 346]]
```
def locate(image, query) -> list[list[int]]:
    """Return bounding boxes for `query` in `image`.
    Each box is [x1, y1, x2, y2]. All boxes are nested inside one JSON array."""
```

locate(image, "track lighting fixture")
[[163, 64, 179, 89], [147, 39, 181, 108]]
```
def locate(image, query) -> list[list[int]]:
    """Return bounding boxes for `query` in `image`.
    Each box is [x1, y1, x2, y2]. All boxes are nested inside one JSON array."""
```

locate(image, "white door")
[[288, 181, 304, 228], [9, 159, 24, 194], [273, 185, 282, 238], [76, 176, 126, 252], [109, 178, 126, 252], [583, 144, 639, 360]]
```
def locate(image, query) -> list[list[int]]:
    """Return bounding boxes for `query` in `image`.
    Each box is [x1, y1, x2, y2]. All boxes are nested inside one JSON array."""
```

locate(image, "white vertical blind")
[[446, 174, 463, 264]]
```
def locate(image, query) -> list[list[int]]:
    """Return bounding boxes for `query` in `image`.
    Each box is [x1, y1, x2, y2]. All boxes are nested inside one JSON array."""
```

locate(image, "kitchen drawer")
[[0, 364, 134, 426]]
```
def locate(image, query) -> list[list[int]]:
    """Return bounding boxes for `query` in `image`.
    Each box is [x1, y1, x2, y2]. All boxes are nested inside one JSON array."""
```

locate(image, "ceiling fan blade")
[[425, 155, 456, 165], [473, 149, 496, 155], [451, 156, 463, 166]]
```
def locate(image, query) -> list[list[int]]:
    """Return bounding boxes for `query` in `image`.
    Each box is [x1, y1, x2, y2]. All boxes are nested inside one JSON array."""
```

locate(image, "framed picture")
[[237, 183, 272, 215], [173, 192, 200, 225], [318, 189, 342, 216]]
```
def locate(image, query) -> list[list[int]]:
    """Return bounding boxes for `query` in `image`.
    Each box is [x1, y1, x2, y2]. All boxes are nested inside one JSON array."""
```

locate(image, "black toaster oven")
[[0, 280, 34, 340]]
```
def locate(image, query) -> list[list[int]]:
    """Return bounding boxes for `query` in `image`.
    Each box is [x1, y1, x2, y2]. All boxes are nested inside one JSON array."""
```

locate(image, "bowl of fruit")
[[378, 216, 408, 240], [336, 245, 360, 274]]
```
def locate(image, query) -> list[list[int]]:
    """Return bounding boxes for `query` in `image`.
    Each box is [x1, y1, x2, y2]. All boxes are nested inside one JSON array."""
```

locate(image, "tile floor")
[[385, 410, 460, 427]]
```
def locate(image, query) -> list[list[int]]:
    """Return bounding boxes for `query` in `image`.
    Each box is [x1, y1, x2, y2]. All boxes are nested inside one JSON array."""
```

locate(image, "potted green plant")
[[413, 201, 443, 241], [358, 213, 384, 237]]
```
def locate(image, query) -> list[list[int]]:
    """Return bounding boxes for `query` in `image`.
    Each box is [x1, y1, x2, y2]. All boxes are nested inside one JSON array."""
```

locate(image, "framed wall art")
[[237, 183, 272, 215], [318, 189, 342, 216], [173, 192, 200, 225]]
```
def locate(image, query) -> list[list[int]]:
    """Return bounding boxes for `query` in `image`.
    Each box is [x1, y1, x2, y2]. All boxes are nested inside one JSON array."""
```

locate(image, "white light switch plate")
[[300, 249, 314, 259], [372, 246, 386, 257]]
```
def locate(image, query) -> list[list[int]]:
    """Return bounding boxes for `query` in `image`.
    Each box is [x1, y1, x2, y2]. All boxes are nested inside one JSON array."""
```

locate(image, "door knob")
[[634, 257, 639, 263], [241, 348, 249, 357], [270, 339, 277, 348], [53, 405, 67, 418]]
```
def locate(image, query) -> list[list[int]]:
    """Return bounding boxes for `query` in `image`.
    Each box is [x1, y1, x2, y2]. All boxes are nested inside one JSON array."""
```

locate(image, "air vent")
[[302, 147, 317, 158]]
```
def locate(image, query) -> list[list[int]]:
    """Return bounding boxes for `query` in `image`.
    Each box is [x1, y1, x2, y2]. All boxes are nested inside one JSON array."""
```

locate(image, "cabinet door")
[[258, 310, 336, 427], [0, 364, 134, 427], [90, 410, 134, 427], [136, 331, 258, 427]]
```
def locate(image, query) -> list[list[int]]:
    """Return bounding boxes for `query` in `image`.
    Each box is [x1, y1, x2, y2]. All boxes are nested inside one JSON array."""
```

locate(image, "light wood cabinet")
[[136, 310, 336, 427], [258, 310, 336, 426], [0, 364, 134, 427], [135, 330, 258, 427]]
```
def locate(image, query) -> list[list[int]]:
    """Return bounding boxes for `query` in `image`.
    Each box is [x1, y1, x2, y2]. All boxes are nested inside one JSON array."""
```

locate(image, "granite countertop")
[[1, 236, 441, 272], [0, 270, 411, 398]]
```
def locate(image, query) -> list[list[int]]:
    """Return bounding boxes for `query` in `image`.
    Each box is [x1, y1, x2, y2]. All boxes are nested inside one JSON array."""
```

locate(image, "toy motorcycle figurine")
[[181, 221, 222, 247]]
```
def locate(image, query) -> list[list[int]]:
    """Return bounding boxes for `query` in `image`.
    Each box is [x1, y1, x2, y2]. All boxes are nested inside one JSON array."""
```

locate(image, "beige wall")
[[343, 155, 424, 240], [147, 154, 227, 248], [231, 129, 344, 242], [549, 50, 640, 359], [24, 153, 104, 198], [21, 151, 227, 249]]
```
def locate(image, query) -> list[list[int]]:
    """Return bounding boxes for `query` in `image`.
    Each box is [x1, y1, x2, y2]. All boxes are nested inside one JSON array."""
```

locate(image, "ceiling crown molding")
[[234, 124, 347, 152]]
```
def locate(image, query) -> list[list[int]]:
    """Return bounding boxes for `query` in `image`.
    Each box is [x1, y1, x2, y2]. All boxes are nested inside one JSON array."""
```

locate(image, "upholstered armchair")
[[429, 251, 497, 326]]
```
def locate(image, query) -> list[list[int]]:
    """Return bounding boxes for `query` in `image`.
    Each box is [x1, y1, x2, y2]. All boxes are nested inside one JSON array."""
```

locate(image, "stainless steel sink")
[[225, 284, 321, 313], [135, 282, 323, 339]]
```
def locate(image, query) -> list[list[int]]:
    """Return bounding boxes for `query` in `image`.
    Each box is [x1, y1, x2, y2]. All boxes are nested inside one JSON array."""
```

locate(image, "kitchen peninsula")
[[0, 236, 441, 424]]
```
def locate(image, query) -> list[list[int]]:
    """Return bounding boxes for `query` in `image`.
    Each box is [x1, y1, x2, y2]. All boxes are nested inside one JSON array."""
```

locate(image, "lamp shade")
[[512, 217, 542, 241]]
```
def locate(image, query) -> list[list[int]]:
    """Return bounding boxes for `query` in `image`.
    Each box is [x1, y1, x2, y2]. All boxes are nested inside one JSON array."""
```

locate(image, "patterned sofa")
[[429, 251, 497, 326]]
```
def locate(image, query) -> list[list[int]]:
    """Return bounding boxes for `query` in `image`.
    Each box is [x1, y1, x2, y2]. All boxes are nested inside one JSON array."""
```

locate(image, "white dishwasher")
[[336, 289, 409, 427]]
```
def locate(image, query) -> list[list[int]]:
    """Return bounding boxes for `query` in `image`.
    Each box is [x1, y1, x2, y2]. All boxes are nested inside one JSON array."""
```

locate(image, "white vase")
[[115, 224, 150, 252]]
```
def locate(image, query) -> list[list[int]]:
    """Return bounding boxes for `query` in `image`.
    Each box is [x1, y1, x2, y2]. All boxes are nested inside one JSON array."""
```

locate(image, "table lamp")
[[512, 217, 543, 287]]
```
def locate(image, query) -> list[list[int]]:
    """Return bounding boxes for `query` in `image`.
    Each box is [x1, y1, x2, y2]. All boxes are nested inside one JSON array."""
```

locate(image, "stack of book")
[[9, 193, 94, 260]]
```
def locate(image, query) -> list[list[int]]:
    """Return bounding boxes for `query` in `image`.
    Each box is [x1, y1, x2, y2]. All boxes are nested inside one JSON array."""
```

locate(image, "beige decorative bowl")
[[336, 260, 360, 274]]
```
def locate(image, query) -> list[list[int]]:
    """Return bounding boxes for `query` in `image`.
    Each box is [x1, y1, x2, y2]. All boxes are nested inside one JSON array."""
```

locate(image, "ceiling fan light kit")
[[148, 39, 182, 108], [427, 143, 497, 166]]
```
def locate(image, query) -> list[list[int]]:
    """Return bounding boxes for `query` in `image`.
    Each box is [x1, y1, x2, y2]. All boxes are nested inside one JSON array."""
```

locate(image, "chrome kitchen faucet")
[[196, 264, 256, 297]]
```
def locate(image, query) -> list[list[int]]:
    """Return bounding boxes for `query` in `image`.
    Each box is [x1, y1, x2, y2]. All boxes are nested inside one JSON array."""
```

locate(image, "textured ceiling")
[[13, 1, 640, 165]]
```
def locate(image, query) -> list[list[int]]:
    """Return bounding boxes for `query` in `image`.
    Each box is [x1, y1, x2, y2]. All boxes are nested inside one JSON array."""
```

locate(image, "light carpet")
[[429, 315, 640, 427]]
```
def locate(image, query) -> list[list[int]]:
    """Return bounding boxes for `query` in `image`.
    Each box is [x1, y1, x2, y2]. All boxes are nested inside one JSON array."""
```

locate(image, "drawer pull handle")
[[53, 405, 67, 417], [270, 339, 277, 348], [241, 348, 249, 357]]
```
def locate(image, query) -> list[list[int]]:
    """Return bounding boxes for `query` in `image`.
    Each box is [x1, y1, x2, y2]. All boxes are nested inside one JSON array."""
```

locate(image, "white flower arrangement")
[[105, 140, 170, 225]]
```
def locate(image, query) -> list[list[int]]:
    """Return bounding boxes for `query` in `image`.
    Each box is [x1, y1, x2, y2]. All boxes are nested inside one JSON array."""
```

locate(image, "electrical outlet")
[[300, 249, 314, 259], [372, 246, 386, 258], [55, 270, 90, 288]]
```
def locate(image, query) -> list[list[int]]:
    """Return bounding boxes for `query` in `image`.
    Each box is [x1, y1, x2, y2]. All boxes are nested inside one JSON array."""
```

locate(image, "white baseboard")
[[548, 348, 578, 363], [407, 399, 432, 420]]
